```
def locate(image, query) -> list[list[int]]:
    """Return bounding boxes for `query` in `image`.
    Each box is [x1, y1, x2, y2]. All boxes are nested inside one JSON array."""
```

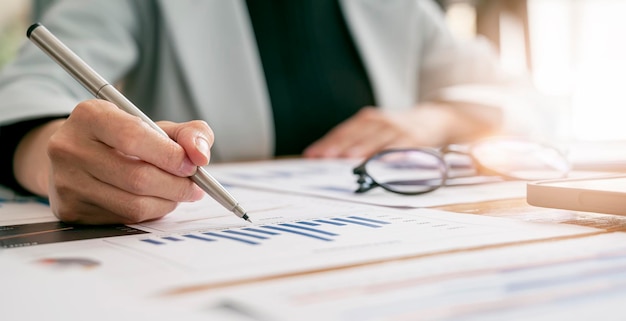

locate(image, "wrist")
[[401, 104, 459, 146], [14, 119, 65, 196], [411, 102, 500, 145]]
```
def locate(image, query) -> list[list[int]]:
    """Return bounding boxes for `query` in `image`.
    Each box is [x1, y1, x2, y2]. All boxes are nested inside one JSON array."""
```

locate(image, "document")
[[189, 232, 626, 321], [2, 187, 597, 299], [208, 158, 529, 207], [0, 259, 252, 321]]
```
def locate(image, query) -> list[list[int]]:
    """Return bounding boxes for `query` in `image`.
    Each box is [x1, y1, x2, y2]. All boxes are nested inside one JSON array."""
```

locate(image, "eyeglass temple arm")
[[353, 166, 379, 194]]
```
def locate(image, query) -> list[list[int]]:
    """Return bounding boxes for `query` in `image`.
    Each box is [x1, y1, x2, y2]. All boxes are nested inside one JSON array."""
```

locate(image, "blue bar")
[[141, 239, 165, 245], [183, 234, 216, 242], [297, 221, 320, 226], [348, 216, 391, 225], [262, 226, 333, 242], [223, 230, 269, 240], [243, 227, 280, 235], [162, 236, 183, 242], [279, 223, 337, 236], [331, 217, 381, 228], [204, 232, 259, 245], [315, 219, 347, 226]]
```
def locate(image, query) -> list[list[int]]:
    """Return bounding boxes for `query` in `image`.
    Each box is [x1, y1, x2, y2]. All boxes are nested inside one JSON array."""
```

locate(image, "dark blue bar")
[[223, 230, 269, 240], [348, 216, 391, 225], [243, 227, 280, 236], [315, 220, 346, 226], [262, 226, 333, 242], [162, 236, 183, 242], [183, 234, 216, 242], [331, 217, 381, 228], [315, 219, 347, 226], [204, 232, 259, 245], [297, 221, 320, 226], [141, 239, 165, 245], [279, 223, 337, 236]]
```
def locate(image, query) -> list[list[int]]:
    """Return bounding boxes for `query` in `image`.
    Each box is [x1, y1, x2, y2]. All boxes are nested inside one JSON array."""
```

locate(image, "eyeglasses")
[[352, 137, 571, 195]]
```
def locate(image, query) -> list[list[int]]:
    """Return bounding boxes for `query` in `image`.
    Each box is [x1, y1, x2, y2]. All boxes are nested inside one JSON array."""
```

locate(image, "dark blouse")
[[246, 0, 375, 155], [0, 0, 375, 193]]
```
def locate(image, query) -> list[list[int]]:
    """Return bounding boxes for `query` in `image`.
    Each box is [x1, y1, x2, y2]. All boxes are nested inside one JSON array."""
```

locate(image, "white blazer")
[[0, 0, 536, 162]]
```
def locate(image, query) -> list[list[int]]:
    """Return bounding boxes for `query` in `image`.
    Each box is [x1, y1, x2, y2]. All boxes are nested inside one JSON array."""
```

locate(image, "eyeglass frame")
[[352, 138, 570, 195]]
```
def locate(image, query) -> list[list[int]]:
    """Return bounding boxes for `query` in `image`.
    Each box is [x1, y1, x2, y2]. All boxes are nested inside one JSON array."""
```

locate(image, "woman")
[[0, 0, 539, 224]]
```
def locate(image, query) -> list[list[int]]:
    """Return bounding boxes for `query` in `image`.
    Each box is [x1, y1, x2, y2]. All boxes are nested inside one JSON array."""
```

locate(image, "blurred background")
[[1, 0, 626, 144]]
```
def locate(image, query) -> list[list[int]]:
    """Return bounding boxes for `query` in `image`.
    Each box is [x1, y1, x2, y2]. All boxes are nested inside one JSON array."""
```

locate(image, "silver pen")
[[27, 23, 251, 222]]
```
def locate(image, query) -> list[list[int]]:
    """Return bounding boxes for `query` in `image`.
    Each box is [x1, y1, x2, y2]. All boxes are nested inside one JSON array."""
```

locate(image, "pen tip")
[[233, 204, 251, 223]]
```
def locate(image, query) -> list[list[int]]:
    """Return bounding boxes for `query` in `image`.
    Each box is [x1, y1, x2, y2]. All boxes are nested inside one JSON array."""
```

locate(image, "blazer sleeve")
[[0, 0, 143, 126], [0, 116, 67, 194]]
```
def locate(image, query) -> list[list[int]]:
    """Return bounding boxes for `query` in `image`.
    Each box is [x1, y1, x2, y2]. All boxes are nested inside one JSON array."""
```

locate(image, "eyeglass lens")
[[470, 139, 570, 180], [364, 150, 447, 194]]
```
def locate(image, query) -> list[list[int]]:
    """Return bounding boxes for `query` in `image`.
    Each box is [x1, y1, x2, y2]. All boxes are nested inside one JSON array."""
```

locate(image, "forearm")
[[397, 102, 502, 148], [13, 119, 66, 196], [303, 102, 503, 158], [422, 101, 503, 145]]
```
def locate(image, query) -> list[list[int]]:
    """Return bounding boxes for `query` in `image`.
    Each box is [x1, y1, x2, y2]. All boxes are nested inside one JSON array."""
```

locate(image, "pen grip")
[[191, 167, 240, 211]]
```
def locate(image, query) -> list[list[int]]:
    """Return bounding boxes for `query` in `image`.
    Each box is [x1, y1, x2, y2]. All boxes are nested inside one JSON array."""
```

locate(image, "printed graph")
[[105, 209, 527, 287], [139, 216, 391, 246], [0, 221, 148, 248]]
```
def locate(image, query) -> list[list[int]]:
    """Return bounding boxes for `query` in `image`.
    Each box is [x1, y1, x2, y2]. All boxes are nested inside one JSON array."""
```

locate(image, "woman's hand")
[[303, 103, 495, 158], [14, 99, 214, 225]]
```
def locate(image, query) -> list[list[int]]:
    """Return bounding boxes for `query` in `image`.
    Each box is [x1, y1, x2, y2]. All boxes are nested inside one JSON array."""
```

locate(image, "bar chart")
[[139, 216, 391, 246], [106, 207, 595, 289]]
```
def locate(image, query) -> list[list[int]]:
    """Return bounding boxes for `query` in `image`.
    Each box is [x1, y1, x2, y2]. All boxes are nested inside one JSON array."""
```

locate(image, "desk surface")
[[435, 197, 626, 232]]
